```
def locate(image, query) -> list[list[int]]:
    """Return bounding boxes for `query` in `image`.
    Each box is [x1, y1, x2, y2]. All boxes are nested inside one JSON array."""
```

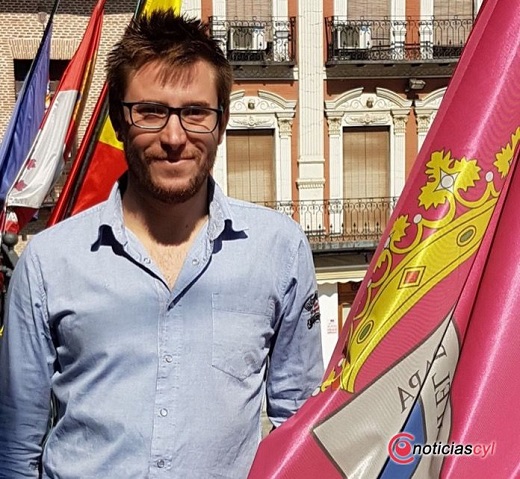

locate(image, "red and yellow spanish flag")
[[47, 0, 182, 226], [5, 0, 106, 234], [248, 0, 520, 477]]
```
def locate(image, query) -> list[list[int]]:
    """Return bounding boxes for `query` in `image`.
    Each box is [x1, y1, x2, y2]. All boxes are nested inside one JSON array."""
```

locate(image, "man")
[[0, 11, 323, 479]]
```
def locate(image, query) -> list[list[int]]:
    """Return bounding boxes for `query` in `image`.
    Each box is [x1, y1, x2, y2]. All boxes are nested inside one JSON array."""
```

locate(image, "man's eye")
[[135, 105, 167, 117], [183, 107, 209, 118]]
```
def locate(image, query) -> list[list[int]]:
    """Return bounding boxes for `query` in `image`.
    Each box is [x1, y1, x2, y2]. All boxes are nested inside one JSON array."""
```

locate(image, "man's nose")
[[159, 112, 187, 146]]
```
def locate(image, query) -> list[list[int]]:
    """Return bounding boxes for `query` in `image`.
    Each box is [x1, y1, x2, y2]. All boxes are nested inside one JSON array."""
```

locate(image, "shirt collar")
[[207, 177, 248, 240], [95, 177, 128, 247], [95, 175, 248, 246]]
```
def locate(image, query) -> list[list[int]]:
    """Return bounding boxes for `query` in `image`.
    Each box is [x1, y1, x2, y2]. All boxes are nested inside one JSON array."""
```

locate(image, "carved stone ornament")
[[417, 114, 432, 133], [393, 115, 409, 134], [277, 118, 293, 136], [230, 116, 274, 128], [327, 117, 343, 136], [345, 113, 389, 126]]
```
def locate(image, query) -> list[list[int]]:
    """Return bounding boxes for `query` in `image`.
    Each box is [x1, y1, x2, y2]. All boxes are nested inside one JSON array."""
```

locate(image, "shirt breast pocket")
[[211, 293, 273, 381]]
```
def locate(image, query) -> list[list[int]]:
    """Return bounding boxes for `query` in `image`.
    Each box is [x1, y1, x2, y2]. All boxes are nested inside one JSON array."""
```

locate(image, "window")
[[347, 0, 390, 19], [14, 59, 69, 103], [343, 126, 390, 239], [226, 0, 272, 19], [347, 0, 391, 52], [226, 129, 275, 203], [434, 0, 475, 17], [433, 0, 475, 55], [343, 126, 389, 199]]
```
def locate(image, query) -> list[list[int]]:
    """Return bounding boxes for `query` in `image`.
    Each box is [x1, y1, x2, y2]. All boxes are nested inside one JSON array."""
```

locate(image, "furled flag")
[[3, 0, 106, 234], [248, 0, 520, 477], [0, 0, 59, 210], [47, 0, 182, 226]]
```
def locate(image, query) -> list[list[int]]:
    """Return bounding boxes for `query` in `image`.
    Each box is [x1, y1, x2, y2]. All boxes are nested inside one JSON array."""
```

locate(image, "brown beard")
[[123, 139, 215, 205]]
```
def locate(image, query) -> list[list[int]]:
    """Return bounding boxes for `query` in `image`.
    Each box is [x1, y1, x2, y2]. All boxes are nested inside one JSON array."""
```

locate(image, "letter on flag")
[[247, 0, 520, 477], [47, 0, 182, 226], [4, 0, 106, 234], [0, 0, 59, 209]]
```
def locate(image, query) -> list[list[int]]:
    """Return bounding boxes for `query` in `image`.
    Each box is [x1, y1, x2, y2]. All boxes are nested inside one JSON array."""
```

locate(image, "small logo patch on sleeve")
[[304, 291, 321, 329]]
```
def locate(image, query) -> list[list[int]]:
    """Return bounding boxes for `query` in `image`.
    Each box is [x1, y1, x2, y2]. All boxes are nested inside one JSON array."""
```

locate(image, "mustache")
[[146, 154, 198, 162]]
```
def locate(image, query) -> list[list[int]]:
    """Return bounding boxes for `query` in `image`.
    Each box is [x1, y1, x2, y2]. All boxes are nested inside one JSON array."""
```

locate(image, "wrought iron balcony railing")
[[326, 16, 474, 63], [209, 17, 296, 64], [258, 197, 399, 250]]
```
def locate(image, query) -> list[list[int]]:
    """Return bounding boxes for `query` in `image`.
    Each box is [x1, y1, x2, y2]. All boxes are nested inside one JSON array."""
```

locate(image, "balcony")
[[209, 16, 296, 79], [325, 16, 474, 79], [260, 197, 399, 252]]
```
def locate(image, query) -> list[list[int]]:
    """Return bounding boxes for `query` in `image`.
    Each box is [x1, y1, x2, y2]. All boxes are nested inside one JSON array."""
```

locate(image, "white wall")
[[318, 282, 340, 368]]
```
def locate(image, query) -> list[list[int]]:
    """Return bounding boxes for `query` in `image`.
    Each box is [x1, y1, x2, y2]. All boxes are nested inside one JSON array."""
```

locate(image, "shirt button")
[[164, 354, 173, 363], [192, 258, 199, 265], [160, 408, 168, 417], [157, 459, 165, 468], [144, 257, 151, 264]]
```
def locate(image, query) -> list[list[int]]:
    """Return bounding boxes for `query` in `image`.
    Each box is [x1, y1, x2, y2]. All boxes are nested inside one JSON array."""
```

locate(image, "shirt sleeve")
[[0, 244, 55, 478], [266, 231, 324, 427]]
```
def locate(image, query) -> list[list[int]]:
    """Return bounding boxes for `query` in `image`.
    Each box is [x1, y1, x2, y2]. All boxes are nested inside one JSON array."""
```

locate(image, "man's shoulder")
[[226, 197, 304, 235], [23, 202, 106, 256]]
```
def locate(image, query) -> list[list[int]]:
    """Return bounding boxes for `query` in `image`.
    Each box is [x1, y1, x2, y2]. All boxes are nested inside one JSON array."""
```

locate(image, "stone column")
[[276, 114, 294, 202], [391, 112, 409, 196], [211, 0, 227, 55], [420, 0, 434, 59], [334, 0, 347, 13], [326, 113, 344, 235], [272, 0, 290, 62], [416, 113, 432, 153], [297, 0, 325, 233]]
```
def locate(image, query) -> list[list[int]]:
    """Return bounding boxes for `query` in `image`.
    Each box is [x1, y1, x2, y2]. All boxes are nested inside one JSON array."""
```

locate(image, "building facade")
[[0, 0, 483, 364]]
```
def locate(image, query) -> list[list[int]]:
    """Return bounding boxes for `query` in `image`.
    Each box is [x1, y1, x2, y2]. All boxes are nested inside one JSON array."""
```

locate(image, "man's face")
[[120, 60, 227, 204]]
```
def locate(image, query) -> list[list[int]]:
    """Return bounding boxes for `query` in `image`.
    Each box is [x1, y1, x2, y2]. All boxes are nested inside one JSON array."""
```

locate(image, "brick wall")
[[0, 0, 135, 251], [0, 0, 134, 136]]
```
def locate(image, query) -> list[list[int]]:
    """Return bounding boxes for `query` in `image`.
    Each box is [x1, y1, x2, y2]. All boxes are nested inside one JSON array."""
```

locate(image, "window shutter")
[[434, 0, 474, 17], [347, 0, 390, 19], [433, 0, 474, 48], [226, 0, 272, 19], [343, 126, 389, 198], [227, 129, 275, 203]]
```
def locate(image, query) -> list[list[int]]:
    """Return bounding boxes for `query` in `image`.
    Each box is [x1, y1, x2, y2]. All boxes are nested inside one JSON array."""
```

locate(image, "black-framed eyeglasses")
[[122, 102, 223, 134]]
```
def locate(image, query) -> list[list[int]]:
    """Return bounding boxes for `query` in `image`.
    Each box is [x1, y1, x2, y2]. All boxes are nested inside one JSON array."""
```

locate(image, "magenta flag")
[[248, 0, 520, 477]]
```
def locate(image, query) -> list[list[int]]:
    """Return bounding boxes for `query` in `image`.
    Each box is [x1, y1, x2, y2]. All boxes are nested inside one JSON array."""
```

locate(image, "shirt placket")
[[148, 232, 212, 476], [148, 289, 179, 475]]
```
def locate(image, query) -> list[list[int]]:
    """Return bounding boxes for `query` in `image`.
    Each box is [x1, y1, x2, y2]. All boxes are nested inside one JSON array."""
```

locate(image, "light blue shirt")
[[0, 178, 323, 479]]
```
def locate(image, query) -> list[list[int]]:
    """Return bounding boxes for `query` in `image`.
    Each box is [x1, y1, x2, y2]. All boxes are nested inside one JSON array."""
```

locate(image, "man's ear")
[[111, 117, 128, 144], [113, 124, 124, 143], [217, 109, 230, 145], [108, 102, 125, 143]]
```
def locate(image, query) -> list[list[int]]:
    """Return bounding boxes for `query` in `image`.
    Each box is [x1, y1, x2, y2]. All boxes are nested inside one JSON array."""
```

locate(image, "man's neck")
[[121, 181, 209, 247]]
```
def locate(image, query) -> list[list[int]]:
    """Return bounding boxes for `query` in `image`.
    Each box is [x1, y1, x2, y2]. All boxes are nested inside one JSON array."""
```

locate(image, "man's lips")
[[149, 156, 194, 163]]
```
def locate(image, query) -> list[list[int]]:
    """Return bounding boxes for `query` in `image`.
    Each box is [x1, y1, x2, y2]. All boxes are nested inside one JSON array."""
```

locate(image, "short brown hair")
[[106, 10, 233, 133]]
